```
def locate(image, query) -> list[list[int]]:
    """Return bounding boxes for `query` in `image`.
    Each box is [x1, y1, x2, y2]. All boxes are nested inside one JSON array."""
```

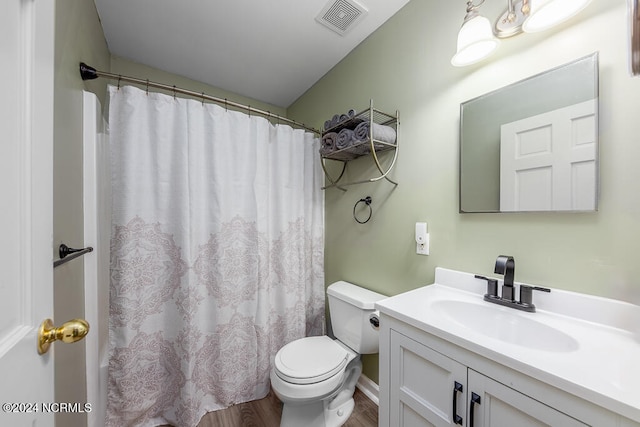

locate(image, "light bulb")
[[522, 0, 593, 33]]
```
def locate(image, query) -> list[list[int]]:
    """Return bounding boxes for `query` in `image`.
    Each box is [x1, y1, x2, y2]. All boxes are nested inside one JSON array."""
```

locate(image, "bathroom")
[[9, 0, 639, 425]]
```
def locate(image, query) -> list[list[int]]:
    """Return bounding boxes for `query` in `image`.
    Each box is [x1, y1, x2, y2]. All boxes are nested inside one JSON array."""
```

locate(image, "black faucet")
[[475, 255, 551, 312], [494, 255, 515, 301]]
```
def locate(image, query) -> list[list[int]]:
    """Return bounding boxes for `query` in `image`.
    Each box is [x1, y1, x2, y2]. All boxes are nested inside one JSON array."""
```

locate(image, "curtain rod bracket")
[[79, 62, 99, 80]]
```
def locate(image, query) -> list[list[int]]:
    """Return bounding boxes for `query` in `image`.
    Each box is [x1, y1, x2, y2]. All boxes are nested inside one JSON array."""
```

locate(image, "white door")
[[500, 100, 597, 211], [0, 0, 55, 426]]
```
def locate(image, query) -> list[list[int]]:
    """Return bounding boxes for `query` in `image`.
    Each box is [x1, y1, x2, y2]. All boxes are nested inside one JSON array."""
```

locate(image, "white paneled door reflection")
[[500, 100, 597, 212]]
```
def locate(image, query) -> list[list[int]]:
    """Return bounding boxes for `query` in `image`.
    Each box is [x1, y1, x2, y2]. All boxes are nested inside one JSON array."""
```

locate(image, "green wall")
[[288, 0, 640, 383]]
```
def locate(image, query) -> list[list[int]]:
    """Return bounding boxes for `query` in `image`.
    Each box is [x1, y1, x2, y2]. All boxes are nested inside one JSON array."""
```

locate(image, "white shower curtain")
[[106, 85, 325, 427]]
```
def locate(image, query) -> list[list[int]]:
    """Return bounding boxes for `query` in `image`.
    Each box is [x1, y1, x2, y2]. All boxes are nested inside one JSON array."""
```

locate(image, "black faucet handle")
[[519, 285, 551, 306], [474, 275, 498, 298]]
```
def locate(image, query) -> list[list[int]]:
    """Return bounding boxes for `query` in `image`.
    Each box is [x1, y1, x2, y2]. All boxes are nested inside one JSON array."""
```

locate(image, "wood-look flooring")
[[194, 387, 378, 427]]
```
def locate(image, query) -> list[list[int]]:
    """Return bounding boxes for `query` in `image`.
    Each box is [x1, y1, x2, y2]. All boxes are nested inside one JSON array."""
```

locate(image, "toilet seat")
[[275, 336, 349, 385]]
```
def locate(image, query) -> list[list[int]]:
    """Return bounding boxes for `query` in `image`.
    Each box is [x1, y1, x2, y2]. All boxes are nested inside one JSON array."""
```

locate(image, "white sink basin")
[[431, 299, 580, 352]]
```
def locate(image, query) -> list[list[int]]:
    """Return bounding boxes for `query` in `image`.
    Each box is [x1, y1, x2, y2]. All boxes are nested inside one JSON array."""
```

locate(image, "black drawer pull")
[[470, 392, 481, 427], [452, 381, 463, 425]]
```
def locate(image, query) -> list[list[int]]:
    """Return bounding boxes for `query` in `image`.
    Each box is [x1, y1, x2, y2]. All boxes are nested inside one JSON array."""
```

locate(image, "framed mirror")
[[459, 53, 599, 213]]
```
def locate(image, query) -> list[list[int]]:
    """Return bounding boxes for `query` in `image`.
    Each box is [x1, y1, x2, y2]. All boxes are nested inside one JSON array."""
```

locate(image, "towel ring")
[[353, 196, 373, 224]]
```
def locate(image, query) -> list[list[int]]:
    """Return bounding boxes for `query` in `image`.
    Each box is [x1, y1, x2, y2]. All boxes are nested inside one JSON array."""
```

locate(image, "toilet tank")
[[327, 281, 387, 354]]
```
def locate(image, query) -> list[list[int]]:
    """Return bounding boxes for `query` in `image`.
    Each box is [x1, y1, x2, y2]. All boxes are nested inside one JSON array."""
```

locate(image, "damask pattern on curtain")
[[106, 85, 325, 427]]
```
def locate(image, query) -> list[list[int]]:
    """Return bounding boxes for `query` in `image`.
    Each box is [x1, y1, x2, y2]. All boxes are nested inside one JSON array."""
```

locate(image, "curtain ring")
[[224, 98, 228, 111], [145, 79, 149, 95], [117, 76, 121, 89], [201, 92, 206, 106], [353, 196, 372, 224], [172, 85, 177, 99]]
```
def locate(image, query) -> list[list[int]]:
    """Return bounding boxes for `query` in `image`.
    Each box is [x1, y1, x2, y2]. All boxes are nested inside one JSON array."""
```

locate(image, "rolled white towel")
[[354, 122, 397, 152]]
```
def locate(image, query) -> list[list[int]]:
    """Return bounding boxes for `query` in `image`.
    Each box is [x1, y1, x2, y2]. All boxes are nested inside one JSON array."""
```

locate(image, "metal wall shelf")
[[320, 100, 399, 191]]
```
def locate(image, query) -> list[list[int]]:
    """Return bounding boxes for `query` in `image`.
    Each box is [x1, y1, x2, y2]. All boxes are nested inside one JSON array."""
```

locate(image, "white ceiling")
[[93, 0, 410, 108]]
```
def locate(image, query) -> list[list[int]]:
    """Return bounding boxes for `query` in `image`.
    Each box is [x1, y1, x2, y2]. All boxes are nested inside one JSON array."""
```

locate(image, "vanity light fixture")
[[452, 0, 593, 67], [451, 0, 500, 67]]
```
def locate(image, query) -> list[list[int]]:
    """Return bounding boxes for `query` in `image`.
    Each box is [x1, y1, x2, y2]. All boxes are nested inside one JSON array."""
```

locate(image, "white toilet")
[[270, 281, 386, 427]]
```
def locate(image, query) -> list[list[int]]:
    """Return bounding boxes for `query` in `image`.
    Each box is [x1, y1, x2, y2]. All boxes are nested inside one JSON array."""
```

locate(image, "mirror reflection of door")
[[500, 99, 597, 212], [459, 53, 598, 213]]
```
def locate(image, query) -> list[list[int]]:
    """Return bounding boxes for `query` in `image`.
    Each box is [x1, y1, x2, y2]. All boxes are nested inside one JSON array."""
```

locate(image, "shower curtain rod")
[[79, 63, 321, 135]]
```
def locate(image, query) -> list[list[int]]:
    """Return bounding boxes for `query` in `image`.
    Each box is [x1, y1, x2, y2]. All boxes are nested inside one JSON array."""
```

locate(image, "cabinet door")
[[467, 370, 588, 427], [390, 330, 468, 427]]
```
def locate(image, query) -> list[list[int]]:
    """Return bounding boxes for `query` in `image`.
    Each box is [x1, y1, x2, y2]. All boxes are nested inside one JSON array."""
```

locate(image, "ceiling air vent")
[[315, 0, 368, 36]]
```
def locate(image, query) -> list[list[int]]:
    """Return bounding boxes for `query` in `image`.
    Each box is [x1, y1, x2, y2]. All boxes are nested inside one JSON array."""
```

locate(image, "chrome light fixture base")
[[495, 0, 528, 38]]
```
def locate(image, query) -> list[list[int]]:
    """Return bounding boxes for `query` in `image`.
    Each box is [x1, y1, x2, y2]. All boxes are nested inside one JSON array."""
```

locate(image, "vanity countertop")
[[376, 267, 640, 423]]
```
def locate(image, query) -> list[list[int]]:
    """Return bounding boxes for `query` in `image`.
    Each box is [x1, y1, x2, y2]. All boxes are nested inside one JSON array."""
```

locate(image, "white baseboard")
[[356, 374, 379, 406]]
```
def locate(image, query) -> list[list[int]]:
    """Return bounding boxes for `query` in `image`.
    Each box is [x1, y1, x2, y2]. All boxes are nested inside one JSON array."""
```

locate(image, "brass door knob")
[[37, 318, 89, 355]]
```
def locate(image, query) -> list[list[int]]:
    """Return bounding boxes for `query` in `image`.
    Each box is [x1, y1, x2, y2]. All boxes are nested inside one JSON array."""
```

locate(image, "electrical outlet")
[[415, 222, 429, 255]]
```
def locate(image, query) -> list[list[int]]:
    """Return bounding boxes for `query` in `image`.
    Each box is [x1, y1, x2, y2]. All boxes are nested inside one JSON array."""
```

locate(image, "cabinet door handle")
[[452, 381, 463, 425], [470, 392, 481, 427]]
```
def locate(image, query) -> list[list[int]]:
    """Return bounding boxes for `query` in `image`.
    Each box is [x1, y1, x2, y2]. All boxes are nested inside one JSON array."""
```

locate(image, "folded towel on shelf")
[[320, 132, 338, 155], [354, 122, 397, 152], [336, 128, 355, 150]]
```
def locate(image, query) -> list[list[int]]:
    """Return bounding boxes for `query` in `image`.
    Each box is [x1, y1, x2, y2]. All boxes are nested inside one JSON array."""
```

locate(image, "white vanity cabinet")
[[377, 268, 640, 427], [385, 326, 587, 427]]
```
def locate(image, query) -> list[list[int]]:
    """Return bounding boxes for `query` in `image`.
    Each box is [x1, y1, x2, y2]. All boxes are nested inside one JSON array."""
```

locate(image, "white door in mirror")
[[500, 100, 596, 211]]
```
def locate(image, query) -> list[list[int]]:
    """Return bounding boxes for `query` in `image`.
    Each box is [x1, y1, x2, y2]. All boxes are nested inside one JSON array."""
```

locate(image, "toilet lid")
[[275, 336, 349, 385]]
